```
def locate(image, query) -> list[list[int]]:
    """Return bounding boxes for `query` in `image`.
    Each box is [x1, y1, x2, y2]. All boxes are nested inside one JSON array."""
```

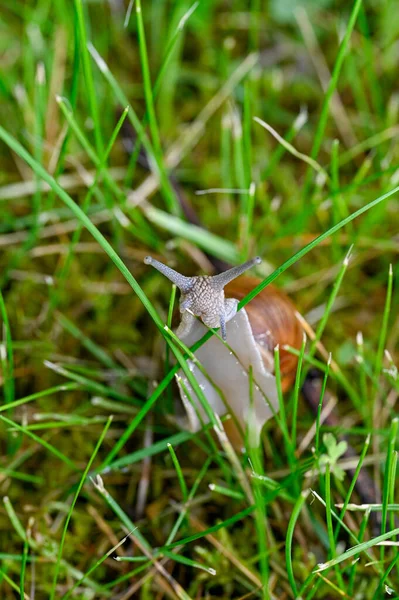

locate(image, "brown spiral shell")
[[225, 276, 303, 392]]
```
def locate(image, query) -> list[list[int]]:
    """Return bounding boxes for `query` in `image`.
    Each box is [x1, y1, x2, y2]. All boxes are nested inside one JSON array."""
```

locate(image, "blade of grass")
[[273, 345, 292, 457], [167, 443, 188, 502], [301, 0, 363, 200], [103, 423, 215, 473], [103, 561, 152, 589], [297, 572, 317, 599], [220, 111, 234, 213], [43, 360, 142, 406], [0, 469, 44, 485], [160, 505, 256, 552], [374, 264, 393, 386], [239, 182, 255, 262], [355, 331, 368, 411], [0, 66, 48, 287], [74, 0, 103, 154], [92, 475, 151, 551], [314, 525, 399, 573], [286, 488, 310, 597], [0, 290, 15, 406], [136, 0, 162, 160], [3, 496, 30, 544], [380, 417, 398, 565], [158, 549, 216, 575], [135, 0, 181, 216], [254, 116, 329, 183], [291, 333, 306, 449], [20, 523, 30, 600], [372, 550, 399, 600], [315, 356, 331, 455], [49, 415, 113, 600], [285, 343, 361, 409], [11, 417, 108, 432], [348, 508, 371, 596], [91, 45, 258, 200], [261, 107, 308, 182], [165, 283, 177, 412], [325, 464, 345, 588], [3, 493, 109, 595], [97, 368, 176, 470], [31, 63, 46, 244], [312, 491, 387, 578], [388, 450, 397, 535], [165, 456, 212, 546], [333, 433, 370, 543], [231, 107, 248, 253], [247, 418, 269, 598], [154, 2, 199, 100], [115, 556, 152, 563], [55, 96, 155, 246], [308, 246, 353, 359], [0, 569, 28, 600], [209, 484, 245, 501], [0, 415, 78, 471], [243, 79, 252, 187], [0, 383, 79, 413]]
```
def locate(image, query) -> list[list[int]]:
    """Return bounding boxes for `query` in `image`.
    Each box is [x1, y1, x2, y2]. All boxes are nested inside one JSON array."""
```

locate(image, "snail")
[[144, 256, 302, 446]]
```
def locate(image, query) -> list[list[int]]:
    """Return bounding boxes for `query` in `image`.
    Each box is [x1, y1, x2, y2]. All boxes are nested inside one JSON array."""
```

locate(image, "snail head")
[[144, 256, 262, 340]]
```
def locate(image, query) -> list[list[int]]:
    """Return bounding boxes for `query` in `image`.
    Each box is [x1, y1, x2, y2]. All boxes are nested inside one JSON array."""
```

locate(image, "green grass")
[[0, 0, 399, 598]]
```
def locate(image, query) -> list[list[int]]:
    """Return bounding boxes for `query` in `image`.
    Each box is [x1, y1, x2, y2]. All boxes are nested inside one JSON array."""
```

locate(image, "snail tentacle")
[[144, 256, 193, 293], [219, 311, 227, 341], [211, 256, 261, 287]]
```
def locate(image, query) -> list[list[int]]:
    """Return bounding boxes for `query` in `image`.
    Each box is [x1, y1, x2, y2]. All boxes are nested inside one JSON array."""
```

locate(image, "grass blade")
[[74, 0, 103, 154], [0, 291, 15, 406], [314, 525, 399, 573], [301, 0, 363, 199], [286, 489, 310, 596], [0, 415, 78, 471], [49, 415, 113, 600]]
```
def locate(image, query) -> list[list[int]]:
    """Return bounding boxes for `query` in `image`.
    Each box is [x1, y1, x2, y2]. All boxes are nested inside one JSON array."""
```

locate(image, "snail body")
[[144, 256, 302, 445]]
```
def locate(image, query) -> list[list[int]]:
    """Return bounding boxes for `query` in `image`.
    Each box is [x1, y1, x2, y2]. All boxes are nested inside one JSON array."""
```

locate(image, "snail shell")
[[225, 276, 302, 392]]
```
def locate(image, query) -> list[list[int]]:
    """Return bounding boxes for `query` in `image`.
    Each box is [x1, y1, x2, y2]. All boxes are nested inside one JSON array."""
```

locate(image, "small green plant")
[[319, 433, 348, 482]]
